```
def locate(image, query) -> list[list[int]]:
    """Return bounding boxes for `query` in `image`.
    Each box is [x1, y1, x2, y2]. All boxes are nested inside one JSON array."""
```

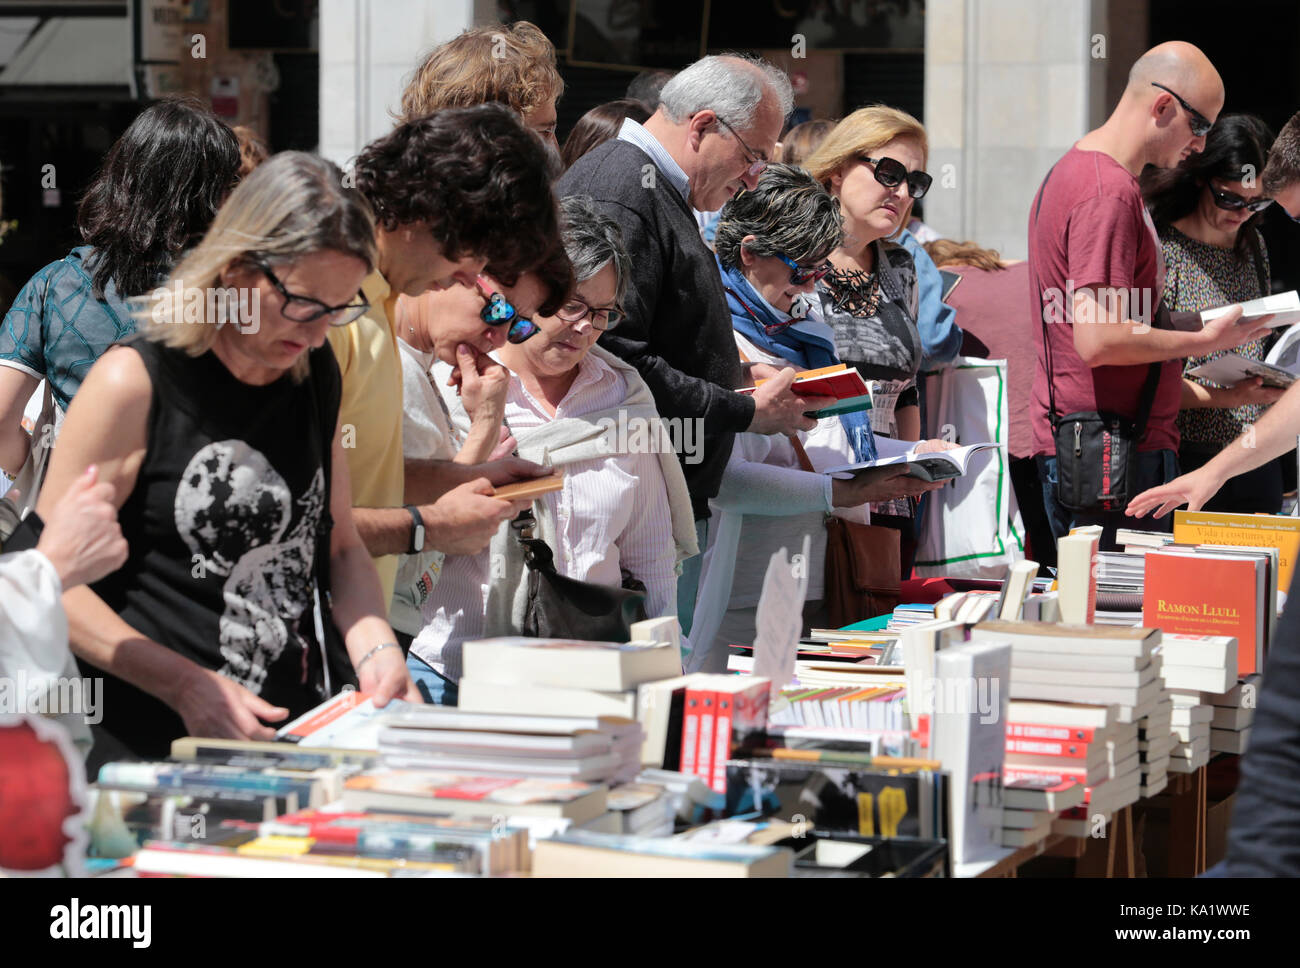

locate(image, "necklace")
[[826, 266, 882, 318]]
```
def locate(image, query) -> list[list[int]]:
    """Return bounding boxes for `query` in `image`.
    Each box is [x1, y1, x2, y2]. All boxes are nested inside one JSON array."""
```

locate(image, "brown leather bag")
[[789, 434, 901, 627]]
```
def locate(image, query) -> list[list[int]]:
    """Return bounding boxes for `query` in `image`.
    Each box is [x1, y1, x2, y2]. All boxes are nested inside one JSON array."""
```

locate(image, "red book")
[[1007, 722, 1100, 743], [706, 677, 771, 794], [695, 690, 716, 786], [1005, 737, 1090, 759], [1143, 549, 1263, 675], [680, 691, 701, 778]]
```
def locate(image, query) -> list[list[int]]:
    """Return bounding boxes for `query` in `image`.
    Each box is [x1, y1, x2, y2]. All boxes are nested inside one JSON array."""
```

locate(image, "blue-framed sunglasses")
[[775, 253, 832, 286], [476, 276, 539, 344]]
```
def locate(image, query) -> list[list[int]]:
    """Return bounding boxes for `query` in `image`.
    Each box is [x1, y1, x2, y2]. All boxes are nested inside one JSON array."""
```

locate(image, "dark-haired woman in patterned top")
[[1142, 113, 1286, 513]]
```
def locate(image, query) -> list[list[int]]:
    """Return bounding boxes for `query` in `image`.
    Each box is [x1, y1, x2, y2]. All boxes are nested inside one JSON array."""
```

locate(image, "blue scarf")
[[718, 255, 876, 464]]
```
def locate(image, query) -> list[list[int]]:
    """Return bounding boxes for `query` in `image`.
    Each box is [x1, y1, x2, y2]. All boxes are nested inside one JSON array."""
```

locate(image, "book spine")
[[710, 692, 733, 794], [680, 692, 701, 779], [695, 690, 716, 786], [1006, 722, 1097, 742], [1005, 738, 1090, 759]]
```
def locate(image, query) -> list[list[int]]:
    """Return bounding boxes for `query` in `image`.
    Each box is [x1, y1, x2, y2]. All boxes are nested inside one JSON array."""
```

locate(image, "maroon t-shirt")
[[1027, 146, 1182, 457], [950, 261, 1034, 459]]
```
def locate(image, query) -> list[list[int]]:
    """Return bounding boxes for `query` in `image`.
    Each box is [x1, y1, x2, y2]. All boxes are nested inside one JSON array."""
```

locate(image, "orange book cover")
[[1143, 551, 1260, 675], [741, 364, 869, 400], [1173, 509, 1300, 592]]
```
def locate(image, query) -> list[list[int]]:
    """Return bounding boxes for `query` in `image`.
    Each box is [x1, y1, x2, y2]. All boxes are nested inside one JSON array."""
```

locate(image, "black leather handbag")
[[512, 508, 648, 641]]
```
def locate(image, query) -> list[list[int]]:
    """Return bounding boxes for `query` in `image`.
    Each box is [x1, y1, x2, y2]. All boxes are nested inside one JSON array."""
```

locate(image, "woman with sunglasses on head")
[[803, 106, 937, 575], [687, 163, 949, 671], [25, 153, 422, 770], [405, 196, 697, 703], [387, 249, 568, 697], [1141, 113, 1286, 513]]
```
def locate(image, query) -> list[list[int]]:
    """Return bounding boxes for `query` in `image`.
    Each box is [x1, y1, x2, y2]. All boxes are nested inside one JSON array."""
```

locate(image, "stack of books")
[[375, 707, 643, 784], [1116, 528, 1175, 554], [970, 621, 1163, 724], [767, 683, 905, 731], [580, 781, 676, 837], [887, 602, 936, 631], [532, 829, 793, 877], [456, 634, 684, 721], [1001, 699, 1141, 839], [1167, 696, 1212, 772], [1001, 773, 1085, 847], [1167, 673, 1261, 758], [1159, 633, 1239, 696], [676, 675, 770, 794], [1137, 694, 1173, 796]]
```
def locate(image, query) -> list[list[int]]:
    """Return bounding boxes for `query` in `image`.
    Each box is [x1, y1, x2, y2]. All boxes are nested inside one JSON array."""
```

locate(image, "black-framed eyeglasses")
[[775, 252, 832, 286], [1151, 82, 1212, 138], [714, 116, 768, 178], [1208, 183, 1273, 214], [259, 263, 369, 326], [860, 155, 932, 199], [475, 276, 539, 344], [554, 298, 625, 331]]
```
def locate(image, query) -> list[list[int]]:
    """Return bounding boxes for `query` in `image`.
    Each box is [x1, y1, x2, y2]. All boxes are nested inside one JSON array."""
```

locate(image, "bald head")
[[1126, 41, 1223, 114]]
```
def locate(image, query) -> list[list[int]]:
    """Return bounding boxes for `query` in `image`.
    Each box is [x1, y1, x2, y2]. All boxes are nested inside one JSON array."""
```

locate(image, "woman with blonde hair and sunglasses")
[[28, 152, 423, 769], [803, 106, 939, 576]]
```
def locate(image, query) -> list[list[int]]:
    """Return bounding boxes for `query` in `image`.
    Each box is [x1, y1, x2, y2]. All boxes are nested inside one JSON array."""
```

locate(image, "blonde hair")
[[925, 239, 1005, 272], [803, 106, 929, 191], [397, 21, 563, 124], [144, 152, 376, 382], [780, 119, 837, 166]]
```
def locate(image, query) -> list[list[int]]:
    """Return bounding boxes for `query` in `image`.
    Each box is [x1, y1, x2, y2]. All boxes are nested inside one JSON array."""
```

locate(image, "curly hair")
[[714, 163, 843, 270], [397, 21, 563, 125], [354, 103, 563, 284], [77, 95, 240, 298]]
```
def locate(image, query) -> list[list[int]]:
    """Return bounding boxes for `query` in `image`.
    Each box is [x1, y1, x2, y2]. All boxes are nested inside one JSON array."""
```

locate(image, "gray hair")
[[658, 54, 793, 130], [714, 163, 844, 270], [559, 195, 630, 306]]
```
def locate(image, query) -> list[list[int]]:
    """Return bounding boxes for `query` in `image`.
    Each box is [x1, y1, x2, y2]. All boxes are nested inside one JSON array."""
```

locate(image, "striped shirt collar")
[[617, 118, 690, 203]]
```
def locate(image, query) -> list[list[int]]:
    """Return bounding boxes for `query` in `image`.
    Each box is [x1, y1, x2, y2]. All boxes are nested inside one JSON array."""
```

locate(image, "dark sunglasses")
[[1208, 183, 1273, 214], [1151, 82, 1212, 138], [259, 263, 368, 326], [860, 155, 932, 199], [775, 253, 832, 285], [475, 276, 539, 344], [714, 116, 768, 178]]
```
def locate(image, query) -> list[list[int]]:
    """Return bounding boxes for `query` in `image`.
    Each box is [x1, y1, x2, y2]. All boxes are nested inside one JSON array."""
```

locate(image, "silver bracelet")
[[355, 641, 399, 672]]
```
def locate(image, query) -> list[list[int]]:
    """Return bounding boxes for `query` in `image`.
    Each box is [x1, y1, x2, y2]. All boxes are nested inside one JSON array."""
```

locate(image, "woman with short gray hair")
[[689, 164, 951, 672], [413, 196, 699, 698]]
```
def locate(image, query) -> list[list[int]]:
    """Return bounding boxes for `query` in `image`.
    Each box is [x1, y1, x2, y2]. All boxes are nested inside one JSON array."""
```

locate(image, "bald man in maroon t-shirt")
[[1026, 41, 1270, 550]]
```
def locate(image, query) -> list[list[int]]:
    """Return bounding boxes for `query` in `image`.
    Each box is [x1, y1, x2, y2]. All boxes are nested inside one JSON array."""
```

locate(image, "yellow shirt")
[[327, 271, 405, 605]]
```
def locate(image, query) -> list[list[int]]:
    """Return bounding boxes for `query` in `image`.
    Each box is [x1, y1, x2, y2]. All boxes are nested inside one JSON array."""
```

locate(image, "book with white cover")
[[1161, 663, 1236, 694], [458, 679, 638, 719], [824, 442, 1002, 483], [971, 621, 1159, 659], [1210, 727, 1251, 754], [461, 637, 681, 692], [1006, 700, 1116, 729], [1012, 651, 1146, 672], [1012, 663, 1159, 689], [1010, 676, 1162, 710], [1186, 354, 1296, 389], [1201, 289, 1300, 329], [1157, 633, 1237, 673], [931, 640, 1011, 866]]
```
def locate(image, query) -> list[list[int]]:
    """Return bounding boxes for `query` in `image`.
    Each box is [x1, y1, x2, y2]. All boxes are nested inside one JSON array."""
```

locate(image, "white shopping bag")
[[915, 356, 1025, 578]]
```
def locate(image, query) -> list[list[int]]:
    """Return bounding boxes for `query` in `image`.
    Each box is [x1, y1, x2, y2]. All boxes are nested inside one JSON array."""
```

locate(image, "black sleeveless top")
[[85, 337, 341, 763]]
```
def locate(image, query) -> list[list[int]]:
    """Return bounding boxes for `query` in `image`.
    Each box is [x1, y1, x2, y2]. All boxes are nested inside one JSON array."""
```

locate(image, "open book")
[[822, 442, 1002, 483], [1201, 290, 1300, 330], [1186, 318, 1300, 389]]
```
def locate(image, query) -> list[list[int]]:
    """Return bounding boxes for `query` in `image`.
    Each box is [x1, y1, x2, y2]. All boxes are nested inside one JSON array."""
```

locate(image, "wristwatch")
[[403, 504, 424, 554]]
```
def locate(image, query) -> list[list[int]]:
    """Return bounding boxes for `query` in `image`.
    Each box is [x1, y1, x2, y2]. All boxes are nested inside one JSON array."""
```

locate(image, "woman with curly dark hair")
[[0, 96, 240, 477], [328, 103, 570, 614], [1141, 113, 1285, 512]]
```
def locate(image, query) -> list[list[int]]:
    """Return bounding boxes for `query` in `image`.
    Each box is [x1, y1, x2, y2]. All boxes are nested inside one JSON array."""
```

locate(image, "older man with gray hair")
[[557, 54, 829, 637]]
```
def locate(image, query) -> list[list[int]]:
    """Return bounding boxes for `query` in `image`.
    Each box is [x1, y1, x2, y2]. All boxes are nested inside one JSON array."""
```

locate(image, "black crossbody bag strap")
[[1031, 164, 1161, 443]]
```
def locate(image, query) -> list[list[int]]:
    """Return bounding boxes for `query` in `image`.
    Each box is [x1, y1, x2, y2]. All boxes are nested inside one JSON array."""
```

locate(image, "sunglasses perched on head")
[[475, 276, 539, 343], [258, 262, 369, 326], [1151, 82, 1212, 138], [859, 155, 932, 199], [775, 253, 832, 285], [1208, 183, 1273, 214]]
